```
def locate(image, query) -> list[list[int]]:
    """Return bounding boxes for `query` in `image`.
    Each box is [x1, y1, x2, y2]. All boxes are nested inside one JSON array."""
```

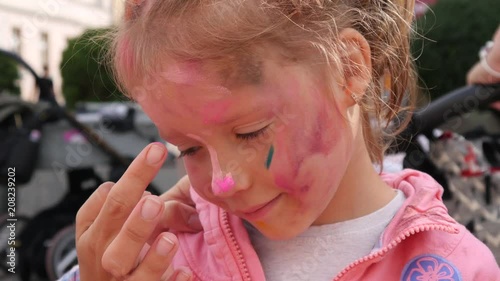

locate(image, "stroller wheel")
[[18, 213, 75, 281], [45, 224, 77, 281]]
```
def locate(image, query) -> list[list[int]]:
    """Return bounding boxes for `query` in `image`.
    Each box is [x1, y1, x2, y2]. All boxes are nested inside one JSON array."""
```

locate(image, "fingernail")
[[156, 235, 174, 256], [177, 271, 191, 281], [147, 143, 166, 165], [141, 198, 162, 220], [188, 214, 202, 230]]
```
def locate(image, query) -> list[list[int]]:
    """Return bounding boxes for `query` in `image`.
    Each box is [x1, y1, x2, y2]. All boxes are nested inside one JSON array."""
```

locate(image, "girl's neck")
[[313, 138, 396, 225]]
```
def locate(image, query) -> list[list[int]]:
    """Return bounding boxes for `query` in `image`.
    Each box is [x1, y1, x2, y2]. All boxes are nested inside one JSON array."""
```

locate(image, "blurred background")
[[0, 0, 499, 280], [0, 1, 185, 280]]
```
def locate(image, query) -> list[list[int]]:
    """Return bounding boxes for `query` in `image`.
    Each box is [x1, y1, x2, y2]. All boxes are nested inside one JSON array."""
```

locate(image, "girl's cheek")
[[267, 123, 323, 195], [269, 135, 300, 192]]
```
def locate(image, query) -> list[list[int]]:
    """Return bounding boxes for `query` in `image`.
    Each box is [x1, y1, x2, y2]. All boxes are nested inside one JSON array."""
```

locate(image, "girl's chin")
[[252, 221, 306, 240]]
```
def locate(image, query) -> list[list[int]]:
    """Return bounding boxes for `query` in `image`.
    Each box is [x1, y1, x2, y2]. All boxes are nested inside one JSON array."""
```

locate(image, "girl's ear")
[[337, 28, 372, 107]]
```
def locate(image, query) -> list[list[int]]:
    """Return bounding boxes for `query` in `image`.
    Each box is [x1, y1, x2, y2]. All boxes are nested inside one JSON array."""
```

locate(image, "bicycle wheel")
[[45, 224, 77, 281]]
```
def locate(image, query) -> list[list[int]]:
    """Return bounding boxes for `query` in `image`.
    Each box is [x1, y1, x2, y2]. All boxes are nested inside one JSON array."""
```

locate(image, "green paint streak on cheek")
[[266, 145, 274, 169]]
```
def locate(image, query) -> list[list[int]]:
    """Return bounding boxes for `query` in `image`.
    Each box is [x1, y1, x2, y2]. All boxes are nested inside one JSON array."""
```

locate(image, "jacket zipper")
[[333, 224, 458, 281], [221, 210, 252, 281]]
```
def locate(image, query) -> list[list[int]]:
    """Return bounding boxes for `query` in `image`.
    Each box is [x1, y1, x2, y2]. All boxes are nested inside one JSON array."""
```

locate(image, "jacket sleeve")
[[449, 227, 500, 280], [58, 265, 80, 281]]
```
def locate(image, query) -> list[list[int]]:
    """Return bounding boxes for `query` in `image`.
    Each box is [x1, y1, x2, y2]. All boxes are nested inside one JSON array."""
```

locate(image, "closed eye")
[[236, 125, 270, 140], [179, 125, 271, 158], [178, 146, 201, 158]]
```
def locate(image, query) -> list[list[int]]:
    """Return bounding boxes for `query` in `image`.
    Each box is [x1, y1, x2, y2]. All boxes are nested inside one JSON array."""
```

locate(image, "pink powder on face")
[[269, 78, 338, 197], [160, 63, 235, 124], [309, 97, 336, 154], [202, 99, 233, 124], [214, 175, 235, 193], [187, 134, 235, 194]]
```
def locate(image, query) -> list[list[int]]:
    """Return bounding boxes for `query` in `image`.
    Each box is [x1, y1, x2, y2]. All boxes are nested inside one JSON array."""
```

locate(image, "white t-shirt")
[[247, 190, 406, 281]]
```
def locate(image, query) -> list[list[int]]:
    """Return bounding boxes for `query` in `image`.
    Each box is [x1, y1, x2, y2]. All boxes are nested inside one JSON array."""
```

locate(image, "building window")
[[41, 32, 49, 69], [12, 27, 22, 54]]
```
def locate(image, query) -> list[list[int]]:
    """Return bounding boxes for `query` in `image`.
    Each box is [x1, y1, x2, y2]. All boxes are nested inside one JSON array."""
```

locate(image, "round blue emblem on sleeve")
[[401, 254, 462, 281]]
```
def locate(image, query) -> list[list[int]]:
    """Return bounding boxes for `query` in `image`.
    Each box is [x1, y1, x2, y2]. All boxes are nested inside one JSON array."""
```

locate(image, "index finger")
[[92, 143, 167, 234]]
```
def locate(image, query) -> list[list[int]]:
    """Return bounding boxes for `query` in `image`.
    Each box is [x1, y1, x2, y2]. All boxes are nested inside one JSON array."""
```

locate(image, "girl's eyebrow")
[[215, 111, 250, 125], [206, 107, 270, 126]]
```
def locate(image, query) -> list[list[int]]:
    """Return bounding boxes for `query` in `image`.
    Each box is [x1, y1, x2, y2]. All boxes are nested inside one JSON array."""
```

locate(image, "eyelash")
[[178, 147, 201, 158], [236, 125, 270, 140], [178, 125, 270, 158]]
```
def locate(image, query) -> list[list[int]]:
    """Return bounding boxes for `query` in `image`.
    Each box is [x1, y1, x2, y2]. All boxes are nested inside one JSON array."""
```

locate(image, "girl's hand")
[[153, 175, 202, 238], [75, 143, 193, 281]]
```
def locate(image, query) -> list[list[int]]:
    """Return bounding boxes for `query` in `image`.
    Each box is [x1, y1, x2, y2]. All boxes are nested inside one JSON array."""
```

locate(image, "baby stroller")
[[0, 50, 172, 281], [390, 83, 500, 262]]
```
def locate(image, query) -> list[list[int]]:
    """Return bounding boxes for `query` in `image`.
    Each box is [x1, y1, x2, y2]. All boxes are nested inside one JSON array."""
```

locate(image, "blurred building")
[[113, 0, 125, 25], [0, 0, 126, 103]]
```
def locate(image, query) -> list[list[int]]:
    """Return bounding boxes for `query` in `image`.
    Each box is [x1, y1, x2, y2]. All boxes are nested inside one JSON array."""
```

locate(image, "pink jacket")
[[173, 170, 500, 281], [60, 170, 499, 281]]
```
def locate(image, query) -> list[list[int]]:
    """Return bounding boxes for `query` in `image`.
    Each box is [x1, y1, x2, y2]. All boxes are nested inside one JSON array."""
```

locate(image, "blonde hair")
[[111, 0, 418, 166]]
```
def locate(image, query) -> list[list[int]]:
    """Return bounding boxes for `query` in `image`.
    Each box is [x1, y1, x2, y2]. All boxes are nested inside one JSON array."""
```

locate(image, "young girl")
[[61, 0, 499, 280]]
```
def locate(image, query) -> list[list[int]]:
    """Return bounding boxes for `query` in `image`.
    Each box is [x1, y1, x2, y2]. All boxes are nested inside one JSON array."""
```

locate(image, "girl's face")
[[136, 58, 356, 239]]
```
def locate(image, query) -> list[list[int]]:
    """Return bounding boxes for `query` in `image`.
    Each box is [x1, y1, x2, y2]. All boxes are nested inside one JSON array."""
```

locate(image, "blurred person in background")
[[36, 65, 58, 106], [467, 26, 500, 85]]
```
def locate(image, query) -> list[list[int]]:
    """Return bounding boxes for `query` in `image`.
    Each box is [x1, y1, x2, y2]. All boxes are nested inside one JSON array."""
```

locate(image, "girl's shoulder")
[[393, 224, 499, 281]]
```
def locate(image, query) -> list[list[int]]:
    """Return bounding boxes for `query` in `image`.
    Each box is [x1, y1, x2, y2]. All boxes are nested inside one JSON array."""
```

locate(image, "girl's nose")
[[209, 151, 252, 198], [212, 171, 235, 195], [186, 133, 252, 197]]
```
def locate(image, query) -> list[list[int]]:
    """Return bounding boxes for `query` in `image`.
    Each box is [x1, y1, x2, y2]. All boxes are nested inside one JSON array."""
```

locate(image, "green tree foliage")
[[413, 0, 500, 100], [61, 28, 123, 109], [0, 53, 20, 95]]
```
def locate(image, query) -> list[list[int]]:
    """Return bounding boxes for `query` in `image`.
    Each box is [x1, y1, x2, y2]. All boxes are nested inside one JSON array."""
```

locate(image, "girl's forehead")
[[133, 56, 272, 104], [152, 56, 323, 110], [160, 60, 206, 85], [133, 53, 314, 110], [158, 55, 264, 88], [135, 71, 269, 126]]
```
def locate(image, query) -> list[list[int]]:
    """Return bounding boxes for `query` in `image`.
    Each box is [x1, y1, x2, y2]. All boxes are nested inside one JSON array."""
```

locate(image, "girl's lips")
[[239, 194, 282, 221]]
